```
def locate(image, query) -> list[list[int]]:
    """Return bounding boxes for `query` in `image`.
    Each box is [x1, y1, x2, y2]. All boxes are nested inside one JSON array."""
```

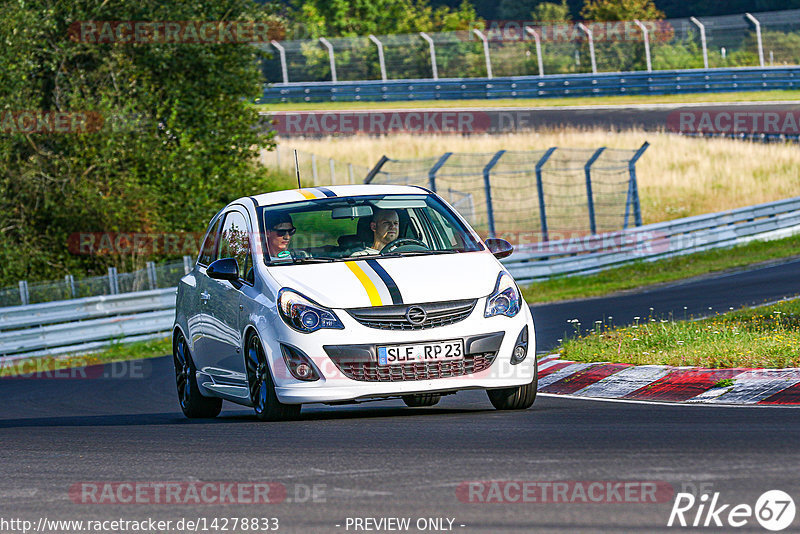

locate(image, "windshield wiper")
[[382, 249, 461, 257], [291, 257, 337, 264]]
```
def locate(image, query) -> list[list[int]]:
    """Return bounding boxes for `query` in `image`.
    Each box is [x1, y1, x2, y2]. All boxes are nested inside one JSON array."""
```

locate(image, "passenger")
[[265, 212, 296, 260], [351, 209, 399, 256]]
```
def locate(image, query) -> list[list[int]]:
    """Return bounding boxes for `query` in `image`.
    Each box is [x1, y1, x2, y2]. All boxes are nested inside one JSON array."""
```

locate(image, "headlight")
[[484, 272, 521, 318], [278, 289, 344, 333]]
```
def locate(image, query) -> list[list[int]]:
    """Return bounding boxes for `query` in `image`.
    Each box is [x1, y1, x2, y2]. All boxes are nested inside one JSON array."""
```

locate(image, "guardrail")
[[0, 289, 176, 359], [505, 196, 800, 281], [2, 196, 799, 359], [260, 66, 800, 103]]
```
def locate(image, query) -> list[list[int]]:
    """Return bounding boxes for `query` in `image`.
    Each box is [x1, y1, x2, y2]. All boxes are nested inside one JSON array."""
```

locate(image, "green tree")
[[292, 0, 478, 38], [532, 1, 572, 22], [580, 0, 665, 21], [0, 0, 290, 286], [498, 0, 541, 19]]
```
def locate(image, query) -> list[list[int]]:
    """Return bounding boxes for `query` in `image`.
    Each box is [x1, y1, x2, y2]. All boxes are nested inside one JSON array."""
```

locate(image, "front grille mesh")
[[347, 299, 477, 330], [334, 352, 497, 382]]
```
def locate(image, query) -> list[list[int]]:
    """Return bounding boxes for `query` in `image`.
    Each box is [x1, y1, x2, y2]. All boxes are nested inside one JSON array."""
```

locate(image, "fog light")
[[511, 325, 529, 365], [295, 363, 312, 379], [280, 344, 321, 382]]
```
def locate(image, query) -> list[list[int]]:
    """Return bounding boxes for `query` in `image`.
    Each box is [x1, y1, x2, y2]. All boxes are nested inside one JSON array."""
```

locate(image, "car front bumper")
[[266, 301, 537, 404]]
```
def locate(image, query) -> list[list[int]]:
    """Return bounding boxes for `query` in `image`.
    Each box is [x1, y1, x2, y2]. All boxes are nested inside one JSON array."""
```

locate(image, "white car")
[[172, 185, 537, 420]]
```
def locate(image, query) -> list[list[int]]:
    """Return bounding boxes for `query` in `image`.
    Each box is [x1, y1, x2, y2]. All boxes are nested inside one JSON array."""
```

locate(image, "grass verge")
[[0, 336, 171, 378], [520, 233, 800, 304], [559, 298, 800, 368], [259, 89, 800, 112]]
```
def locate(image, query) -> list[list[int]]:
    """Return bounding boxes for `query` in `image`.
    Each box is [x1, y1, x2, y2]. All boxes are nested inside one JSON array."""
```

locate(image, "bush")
[[0, 0, 293, 287]]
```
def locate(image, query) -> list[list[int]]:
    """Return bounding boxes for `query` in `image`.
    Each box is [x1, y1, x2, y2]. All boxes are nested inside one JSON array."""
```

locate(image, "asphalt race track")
[[2, 259, 800, 533]]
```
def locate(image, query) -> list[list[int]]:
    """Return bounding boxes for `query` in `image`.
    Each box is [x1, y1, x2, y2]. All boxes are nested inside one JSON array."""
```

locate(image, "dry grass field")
[[275, 130, 800, 224]]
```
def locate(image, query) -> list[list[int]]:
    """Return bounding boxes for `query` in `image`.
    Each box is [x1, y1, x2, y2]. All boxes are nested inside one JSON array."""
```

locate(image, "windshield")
[[259, 194, 483, 265]]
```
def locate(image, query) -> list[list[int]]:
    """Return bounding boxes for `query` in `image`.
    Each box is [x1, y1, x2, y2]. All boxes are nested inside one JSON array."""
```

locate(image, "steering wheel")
[[381, 238, 429, 254]]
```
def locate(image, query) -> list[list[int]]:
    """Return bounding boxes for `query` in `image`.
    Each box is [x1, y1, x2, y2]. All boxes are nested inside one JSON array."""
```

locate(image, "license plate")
[[377, 340, 464, 366]]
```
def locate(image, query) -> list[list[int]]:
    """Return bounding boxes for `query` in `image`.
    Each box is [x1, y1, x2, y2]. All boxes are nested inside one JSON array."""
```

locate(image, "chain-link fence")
[[0, 258, 193, 307], [366, 145, 648, 242], [261, 9, 800, 84]]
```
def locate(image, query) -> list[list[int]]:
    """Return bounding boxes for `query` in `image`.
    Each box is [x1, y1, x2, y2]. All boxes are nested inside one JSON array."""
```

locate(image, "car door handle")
[[200, 291, 210, 303]]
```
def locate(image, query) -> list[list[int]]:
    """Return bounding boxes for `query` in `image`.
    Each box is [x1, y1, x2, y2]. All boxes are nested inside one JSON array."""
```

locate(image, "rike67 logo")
[[668, 490, 796, 531]]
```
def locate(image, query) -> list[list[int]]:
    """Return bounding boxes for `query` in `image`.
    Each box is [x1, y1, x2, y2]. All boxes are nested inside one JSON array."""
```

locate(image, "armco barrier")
[[260, 67, 800, 104], [505, 196, 800, 281], [1, 196, 799, 359]]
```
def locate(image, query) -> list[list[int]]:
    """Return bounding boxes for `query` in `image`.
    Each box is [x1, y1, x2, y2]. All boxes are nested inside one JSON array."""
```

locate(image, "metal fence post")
[[584, 147, 606, 235], [744, 13, 765, 67], [368, 35, 387, 81], [525, 27, 544, 76], [276, 145, 281, 168], [183, 255, 193, 275], [689, 17, 708, 69], [19, 280, 29, 306], [311, 153, 318, 184], [577, 23, 597, 74], [633, 20, 652, 72], [270, 40, 289, 84], [329, 158, 336, 185], [319, 37, 337, 82], [472, 29, 493, 79], [419, 32, 439, 80], [108, 267, 119, 295], [364, 155, 390, 183], [65, 274, 76, 299], [534, 148, 557, 242], [348, 163, 355, 184], [483, 151, 505, 238], [428, 152, 452, 192], [624, 142, 649, 228], [146, 261, 156, 290]]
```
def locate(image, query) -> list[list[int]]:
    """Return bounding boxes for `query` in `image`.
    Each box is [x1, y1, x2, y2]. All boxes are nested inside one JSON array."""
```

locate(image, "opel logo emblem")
[[405, 306, 427, 325]]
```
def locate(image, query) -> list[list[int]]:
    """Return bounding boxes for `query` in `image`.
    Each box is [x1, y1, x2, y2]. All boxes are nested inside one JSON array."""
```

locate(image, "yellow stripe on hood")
[[344, 261, 383, 306]]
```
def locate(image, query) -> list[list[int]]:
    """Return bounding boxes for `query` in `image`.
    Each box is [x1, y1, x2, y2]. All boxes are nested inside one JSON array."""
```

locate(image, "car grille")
[[347, 299, 477, 330], [332, 352, 497, 382]]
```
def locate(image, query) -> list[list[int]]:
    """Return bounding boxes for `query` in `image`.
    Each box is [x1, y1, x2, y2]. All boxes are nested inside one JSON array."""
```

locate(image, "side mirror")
[[207, 258, 241, 286], [485, 238, 513, 259]]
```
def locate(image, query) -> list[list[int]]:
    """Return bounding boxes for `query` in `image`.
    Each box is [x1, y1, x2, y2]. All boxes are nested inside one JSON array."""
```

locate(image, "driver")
[[351, 209, 399, 256]]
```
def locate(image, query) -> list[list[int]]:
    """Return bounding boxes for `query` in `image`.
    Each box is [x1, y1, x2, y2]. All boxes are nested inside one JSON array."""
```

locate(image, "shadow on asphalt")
[[0, 405, 514, 428]]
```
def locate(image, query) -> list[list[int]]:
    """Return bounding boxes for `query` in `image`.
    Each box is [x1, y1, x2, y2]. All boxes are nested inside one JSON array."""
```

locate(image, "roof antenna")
[[294, 149, 301, 189]]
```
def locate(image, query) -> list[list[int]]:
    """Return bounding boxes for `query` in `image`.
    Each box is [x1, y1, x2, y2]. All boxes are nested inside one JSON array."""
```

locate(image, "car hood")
[[266, 251, 502, 309]]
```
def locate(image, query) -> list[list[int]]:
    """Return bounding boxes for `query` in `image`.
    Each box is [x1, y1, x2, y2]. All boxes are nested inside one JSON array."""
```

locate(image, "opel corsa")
[[172, 185, 537, 420]]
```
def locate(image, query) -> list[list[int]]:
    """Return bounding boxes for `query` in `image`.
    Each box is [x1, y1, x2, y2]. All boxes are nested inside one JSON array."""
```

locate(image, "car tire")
[[402, 394, 441, 407], [173, 331, 223, 419], [245, 333, 301, 422], [487, 366, 538, 410]]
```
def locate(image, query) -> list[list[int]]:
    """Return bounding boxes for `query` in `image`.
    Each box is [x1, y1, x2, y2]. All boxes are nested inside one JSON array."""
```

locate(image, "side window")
[[218, 211, 251, 281], [425, 208, 463, 249], [198, 217, 223, 265]]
